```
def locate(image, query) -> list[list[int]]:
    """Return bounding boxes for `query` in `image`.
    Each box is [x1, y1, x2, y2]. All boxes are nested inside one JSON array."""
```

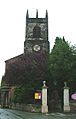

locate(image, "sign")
[[71, 93, 76, 100], [35, 92, 41, 99]]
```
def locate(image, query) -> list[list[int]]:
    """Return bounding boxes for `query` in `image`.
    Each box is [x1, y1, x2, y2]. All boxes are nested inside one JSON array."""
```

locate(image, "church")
[[2, 10, 50, 85], [1, 10, 76, 112], [1, 10, 50, 107]]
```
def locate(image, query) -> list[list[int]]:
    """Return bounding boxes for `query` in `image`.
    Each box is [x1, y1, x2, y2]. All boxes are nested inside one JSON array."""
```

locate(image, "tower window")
[[33, 25, 41, 38]]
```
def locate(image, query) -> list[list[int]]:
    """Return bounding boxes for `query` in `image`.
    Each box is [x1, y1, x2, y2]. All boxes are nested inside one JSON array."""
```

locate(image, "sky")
[[0, 0, 76, 83]]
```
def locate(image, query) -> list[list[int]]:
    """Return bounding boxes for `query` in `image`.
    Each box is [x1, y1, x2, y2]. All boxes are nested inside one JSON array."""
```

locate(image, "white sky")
[[0, 0, 76, 83]]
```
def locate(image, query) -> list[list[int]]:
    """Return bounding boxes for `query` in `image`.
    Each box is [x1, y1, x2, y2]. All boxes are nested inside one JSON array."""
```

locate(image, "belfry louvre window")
[[33, 25, 41, 38]]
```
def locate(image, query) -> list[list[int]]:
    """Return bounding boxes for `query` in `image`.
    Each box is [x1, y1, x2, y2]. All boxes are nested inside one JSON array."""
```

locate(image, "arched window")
[[33, 25, 41, 38]]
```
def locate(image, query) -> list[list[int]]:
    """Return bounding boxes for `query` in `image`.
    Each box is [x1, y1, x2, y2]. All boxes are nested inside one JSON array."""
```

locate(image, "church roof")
[[5, 54, 23, 63]]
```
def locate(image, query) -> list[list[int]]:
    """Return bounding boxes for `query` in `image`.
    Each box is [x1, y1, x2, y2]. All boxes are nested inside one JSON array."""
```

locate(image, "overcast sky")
[[0, 0, 76, 83]]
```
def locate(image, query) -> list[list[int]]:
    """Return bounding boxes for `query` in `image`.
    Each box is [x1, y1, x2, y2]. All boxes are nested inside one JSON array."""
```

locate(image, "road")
[[0, 108, 76, 119]]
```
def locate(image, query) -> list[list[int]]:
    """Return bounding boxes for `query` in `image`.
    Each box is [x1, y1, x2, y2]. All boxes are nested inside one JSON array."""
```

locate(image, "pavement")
[[0, 108, 76, 119]]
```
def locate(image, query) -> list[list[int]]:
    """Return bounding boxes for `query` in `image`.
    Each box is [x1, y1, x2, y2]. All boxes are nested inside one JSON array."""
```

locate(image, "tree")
[[48, 37, 76, 95], [13, 84, 34, 104]]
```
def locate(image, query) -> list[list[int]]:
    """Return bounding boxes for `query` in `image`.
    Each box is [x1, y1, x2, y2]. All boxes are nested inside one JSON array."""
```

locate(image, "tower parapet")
[[24, 10, 50, 54]]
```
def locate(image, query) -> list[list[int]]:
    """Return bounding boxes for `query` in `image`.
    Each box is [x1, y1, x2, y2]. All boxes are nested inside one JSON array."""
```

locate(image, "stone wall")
[[70, 100, 76, 112], [10, 103, 41, 113], [9, 101, 76, 113]]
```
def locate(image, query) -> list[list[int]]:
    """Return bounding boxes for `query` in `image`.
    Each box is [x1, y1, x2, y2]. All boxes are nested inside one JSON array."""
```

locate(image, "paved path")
[[0, 108, 76, 119]]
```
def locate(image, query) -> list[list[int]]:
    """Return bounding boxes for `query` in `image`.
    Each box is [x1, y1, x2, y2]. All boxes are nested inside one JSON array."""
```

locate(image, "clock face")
[[33, 45, 40, 51]]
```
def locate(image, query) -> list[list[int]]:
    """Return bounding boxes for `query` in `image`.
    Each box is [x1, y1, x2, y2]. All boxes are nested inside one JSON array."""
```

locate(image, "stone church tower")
[[24, 10, 50, 54]]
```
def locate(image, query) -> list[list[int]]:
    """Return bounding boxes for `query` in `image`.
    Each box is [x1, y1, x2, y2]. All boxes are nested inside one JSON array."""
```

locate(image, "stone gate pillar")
[[63, 82, 70, 112], [41, 81, 48, 113]]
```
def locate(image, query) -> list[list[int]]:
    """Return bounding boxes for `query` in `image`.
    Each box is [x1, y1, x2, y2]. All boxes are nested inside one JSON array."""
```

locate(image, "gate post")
[[41, 81, 48, 113], [63, 82, 70, 112]]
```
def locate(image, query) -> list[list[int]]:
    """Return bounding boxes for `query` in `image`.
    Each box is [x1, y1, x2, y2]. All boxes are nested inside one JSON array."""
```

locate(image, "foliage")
[[48, 37, 76, 95], [13, 84, 34, 104]]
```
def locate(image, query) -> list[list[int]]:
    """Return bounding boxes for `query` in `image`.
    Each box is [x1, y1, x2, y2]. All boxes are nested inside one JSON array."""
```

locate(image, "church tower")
[[24, 10, 50, 54]]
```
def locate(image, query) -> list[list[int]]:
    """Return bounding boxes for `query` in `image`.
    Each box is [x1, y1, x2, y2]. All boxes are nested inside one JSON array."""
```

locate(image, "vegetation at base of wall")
[[13, 84, 35, 104]]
